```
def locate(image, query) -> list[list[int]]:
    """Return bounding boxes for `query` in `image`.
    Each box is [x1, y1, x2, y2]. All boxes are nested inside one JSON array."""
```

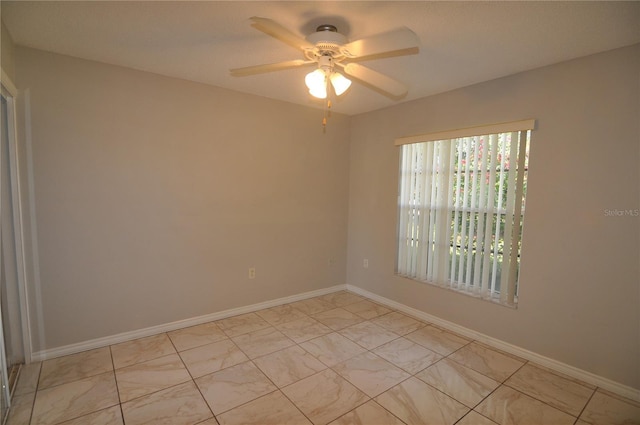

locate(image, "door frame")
[[0, 301, 10, 420], [1, 67, 32, 365]]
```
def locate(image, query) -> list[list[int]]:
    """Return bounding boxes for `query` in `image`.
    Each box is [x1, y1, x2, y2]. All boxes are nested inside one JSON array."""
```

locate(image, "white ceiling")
[[2, 1, 640, 115]]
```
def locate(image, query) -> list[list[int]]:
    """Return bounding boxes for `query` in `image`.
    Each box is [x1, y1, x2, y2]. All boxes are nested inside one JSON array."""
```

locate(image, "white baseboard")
[[30, 284, 347, 362], [346, 284, 640, 403], [30, 282, 638, 403]]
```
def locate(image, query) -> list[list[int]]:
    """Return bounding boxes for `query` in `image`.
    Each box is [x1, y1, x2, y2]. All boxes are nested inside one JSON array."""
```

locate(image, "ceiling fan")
[[230, 17, 420, 100]]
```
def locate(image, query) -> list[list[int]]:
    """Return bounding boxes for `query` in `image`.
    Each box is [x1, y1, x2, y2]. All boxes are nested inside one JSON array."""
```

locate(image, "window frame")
[[395, 120, 535, 307]]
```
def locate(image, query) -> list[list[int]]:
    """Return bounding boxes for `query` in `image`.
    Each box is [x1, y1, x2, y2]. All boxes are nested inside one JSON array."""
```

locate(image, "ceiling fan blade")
[[230, 60, 315, 77], [341, 63, 408, 98], [250, 17, 315, 51], [341, 27, 419, 59]]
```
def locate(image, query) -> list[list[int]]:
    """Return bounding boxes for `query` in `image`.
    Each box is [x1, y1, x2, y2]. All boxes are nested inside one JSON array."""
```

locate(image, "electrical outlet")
[[328, 258, 334, 267], [248, 267, 256, 279], [363, 259, 369, 268]]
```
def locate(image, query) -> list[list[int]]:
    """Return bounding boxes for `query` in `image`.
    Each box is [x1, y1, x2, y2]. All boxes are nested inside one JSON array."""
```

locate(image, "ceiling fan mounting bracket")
[[315, 24, 337, 32]]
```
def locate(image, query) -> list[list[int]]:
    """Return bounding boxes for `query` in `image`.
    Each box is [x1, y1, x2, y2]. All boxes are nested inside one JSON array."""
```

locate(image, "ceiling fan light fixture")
[[308, 85, 327, 99], [330, 72, 351, 96], [305, 68, 328, 98]]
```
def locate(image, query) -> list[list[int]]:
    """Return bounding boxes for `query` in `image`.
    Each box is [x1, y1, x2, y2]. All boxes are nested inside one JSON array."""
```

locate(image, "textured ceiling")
[[2, 1, 640, 115]]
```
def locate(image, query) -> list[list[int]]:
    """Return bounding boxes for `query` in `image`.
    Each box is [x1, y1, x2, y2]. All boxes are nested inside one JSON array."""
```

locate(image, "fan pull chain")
[[322, 98, 332, 133]]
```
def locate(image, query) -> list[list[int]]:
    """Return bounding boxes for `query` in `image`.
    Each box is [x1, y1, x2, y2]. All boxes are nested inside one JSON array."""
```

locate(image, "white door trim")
[[1, 69, 33, 364]]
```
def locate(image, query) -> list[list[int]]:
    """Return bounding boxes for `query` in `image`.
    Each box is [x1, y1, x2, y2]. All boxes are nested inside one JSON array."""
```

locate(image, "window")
[[395, 120, 535, 306]]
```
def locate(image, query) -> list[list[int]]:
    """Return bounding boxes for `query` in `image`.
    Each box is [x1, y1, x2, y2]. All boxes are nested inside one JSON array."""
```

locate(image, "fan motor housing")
[[306, 25, 348, 53]]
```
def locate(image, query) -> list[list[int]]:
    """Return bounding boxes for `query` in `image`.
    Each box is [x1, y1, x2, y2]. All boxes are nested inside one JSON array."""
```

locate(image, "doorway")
[[1, 79, 28, 421]]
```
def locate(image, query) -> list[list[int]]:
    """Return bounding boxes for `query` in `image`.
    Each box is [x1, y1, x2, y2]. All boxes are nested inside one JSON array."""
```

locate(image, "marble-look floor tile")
[[256, 304, 309, 326], [405, 325, 470, 356], [343, 300, 392, 319], [282, 369, 369, 425], [195, 361, 277, 414], [31, 372, 119, 425], [475, 385, 576, 425], [39, 347, 113, 389], [448, 342, 525, 382], [579, 389, 640, 425], [58, 406, 123, 425], [14, 361, 41, 396], [456, 411, 498, 425], [333, 352, 410, 397], [375, 377, 469, 425], [111, 333, 176, 369], [300, 333, 366, 367], [328, 400, 405, 425], [115, 353, 192, 402], [289, 298, 335, 315], [416, 358, 499, 408], [179, 339, 248, 378], [317, 291, 365, 308], [253, 345, 326, 388], [216, 313, 270, 337], [121, 381, 213, 425], [371, 312, 426, 335], [373, 337, 442, 374], [231, 327, 294, 359], [276, 316, 332, 343], [6, 391, 35, 425], [217, 390, 312, 425], [168, 322, 227, 352], [20, 293, 640, 425], [505, 363, 594, 416], [313, 308, 365, 331], [527, 363, 595, 390], [339, 321, 399, 350]]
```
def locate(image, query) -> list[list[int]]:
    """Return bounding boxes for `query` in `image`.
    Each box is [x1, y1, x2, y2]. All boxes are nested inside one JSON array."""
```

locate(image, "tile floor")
[[6, 290, 640, 425]]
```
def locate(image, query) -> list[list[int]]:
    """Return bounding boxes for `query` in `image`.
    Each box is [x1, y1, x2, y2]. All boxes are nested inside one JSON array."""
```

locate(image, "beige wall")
[[1, 19, 16, 81], [15, 47, 350, 352], [13, 40, 639, 391], [347, 44, 640, 389]]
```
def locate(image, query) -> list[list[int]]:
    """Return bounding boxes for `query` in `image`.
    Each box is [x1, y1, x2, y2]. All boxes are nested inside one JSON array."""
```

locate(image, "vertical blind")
[[395, 120, 534, 306]]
